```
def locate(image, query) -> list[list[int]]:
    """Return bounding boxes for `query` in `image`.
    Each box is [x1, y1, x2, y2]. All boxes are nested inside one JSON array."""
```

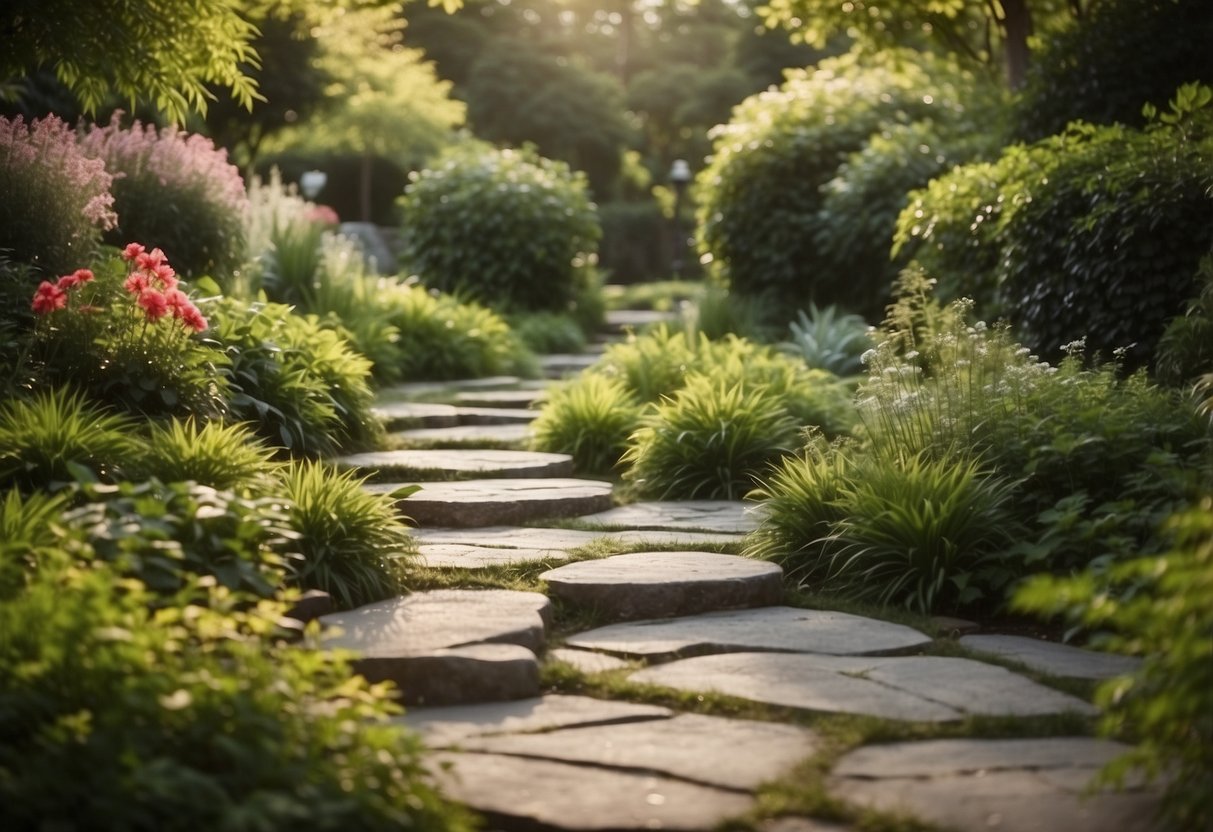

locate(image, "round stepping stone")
[[830, 738, 1161, 832], [541, 552, 783, 621], [457, 712, 819, 792], [370, 478, 613, 527], [356, 643, 540, 706], [397, 694, 672, 745], [411, 525, 745, 551], [319, 588, 552, 655], [454, 388, 547, 409], [566, 606, 931, 659], [337, 449, 572, 480], [391, 423, 533, 448], [960, 634, 1143, 679], [451, 406, 539, 425], [578, 500, 759, 533], [372, 401, 459, 430], [417, 543, 573, 569], [630, 653, 1098, 722], [431, 751, 754, 832], [547, 648, 632, 674]]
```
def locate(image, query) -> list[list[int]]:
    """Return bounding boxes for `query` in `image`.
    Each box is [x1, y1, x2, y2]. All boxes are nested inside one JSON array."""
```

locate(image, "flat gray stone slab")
[[378, 376, 523, 400], [541, 353, 600, 377], [372, 401, 459, 430], [355, 643, 539, 706], [398, 694, 672, 745], [451, 405, 539, 425], [830, 738, 1161, 832], [432, 751, 755, 831], [542, 551, 783, 620], [961, 634, 1143, 679], [630, 653, 1098, 722], [456, 712, 819, 792], [319, 588, 552, 655], [370, 478, 613, 527], [605, 309, 678, 332], [416, 543, 574, 568], [411, 525, 745, 551], [566, 606, 931, 660], [578, 500, 760, 533], [391, 423, 533, 447], [337, 449, 572, 480], [548, 648, 632, 674], [761, 819, 852, 832], [454, 388, 547, 409]]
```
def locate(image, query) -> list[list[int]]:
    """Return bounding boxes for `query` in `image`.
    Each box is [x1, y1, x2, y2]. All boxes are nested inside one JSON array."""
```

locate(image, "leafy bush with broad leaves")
[[531, 374, 645, 475], [1013, 499, 1213, 830], [1014, 0, 1213, 142], [624, 376, 800, 500], [0, 550, 469, 831], [1156, 253, 1213, 387], [398, 144, 601, 313], [697, 46, 999, 318], [79, 115, 249, 279], [0, 115, 115, 276], [897, 85, 1213, 366], [206, 298, 379, 457]]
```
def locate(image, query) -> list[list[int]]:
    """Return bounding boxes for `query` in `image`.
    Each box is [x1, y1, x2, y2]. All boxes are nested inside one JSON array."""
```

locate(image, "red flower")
[[153, 262, 177, 290], [180, 303, 208, 332], [56, 268, 95, 290], [137, 288, 169, 320], [31, 281, 68, 314], [124, 271, 150, 295], [121, 242, 146, 261], [134, 247, 166, 272], [164, 288, 191, 317]]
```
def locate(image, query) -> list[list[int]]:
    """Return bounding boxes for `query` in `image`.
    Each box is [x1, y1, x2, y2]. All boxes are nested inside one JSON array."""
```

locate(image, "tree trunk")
[[1000, 0, 1033, 90]]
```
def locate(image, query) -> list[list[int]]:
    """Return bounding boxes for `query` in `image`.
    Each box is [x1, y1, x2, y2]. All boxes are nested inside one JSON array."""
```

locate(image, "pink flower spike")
[[137, 288, 169, 320], [124, 271, 150, 295], [31, 281, 67, 315], [122, 242, 145, 261]]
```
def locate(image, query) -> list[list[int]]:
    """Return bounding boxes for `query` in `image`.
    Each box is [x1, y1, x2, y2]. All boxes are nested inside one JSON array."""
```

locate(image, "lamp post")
[[669, 159, 692, 278], [300, 169, 327, 200]]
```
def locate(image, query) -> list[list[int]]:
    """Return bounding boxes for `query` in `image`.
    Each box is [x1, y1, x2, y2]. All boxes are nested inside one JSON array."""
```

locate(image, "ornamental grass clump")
[[0, 115, 116, 275], [79, 115, 249, 279], [531, 374, 644, 475], [134, 419, 276, 493]]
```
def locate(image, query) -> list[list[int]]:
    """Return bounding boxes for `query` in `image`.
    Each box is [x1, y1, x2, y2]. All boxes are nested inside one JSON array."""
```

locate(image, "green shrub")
[[398, 144, 601, 312], [1157, 254, 1213, 386], [275, 460, 414, 608], [780, 304, 873, 377], [1015, 0, 1213, 142], [207, 299, 379, 457], [0, 115, 115, 275], [597, 200, 671, 282], [698, 47, 997, 317], [1013, 499, 1213, 830], [624, 376, 799, 500], [531, 374, 645, 475], [510, 311, 587, 355], [0, 557, 468, 831], [679, 283, 778, 342], [0, 387, 136, 492], [0, 490, 68, 596], [79, 115, 249, 279], [134, 419, 275, 492], [605, 280, 704, 312], [593, 325, 697, 402]]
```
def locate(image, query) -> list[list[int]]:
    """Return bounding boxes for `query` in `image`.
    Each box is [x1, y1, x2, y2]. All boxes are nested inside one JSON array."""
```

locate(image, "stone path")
[[317, 322, 1162, 831]]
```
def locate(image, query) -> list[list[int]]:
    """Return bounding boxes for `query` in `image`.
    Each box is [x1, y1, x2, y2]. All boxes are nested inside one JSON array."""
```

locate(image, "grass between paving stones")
[[387, 435, 533, 451]]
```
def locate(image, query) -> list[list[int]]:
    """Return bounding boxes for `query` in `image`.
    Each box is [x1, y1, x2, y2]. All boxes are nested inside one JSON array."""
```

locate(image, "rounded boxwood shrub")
[[398, 144, 600, 312], [697, 47, 996, 318], [79, 115, 249, 279]]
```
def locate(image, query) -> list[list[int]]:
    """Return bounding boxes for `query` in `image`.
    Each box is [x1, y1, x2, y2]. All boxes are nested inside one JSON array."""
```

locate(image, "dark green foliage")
[[1015, 0, 1213, 142], [698, 47, 999, 318], [274, 460, 414, 608], [510, 311, 587, 355], [597, 200, 677, 283], [398, 144, 601, 313], [1157, 254, 1213, 386], [624, 376, 800, 500], [1014, 500, 1213, 830], [531, 374, 644, 475]]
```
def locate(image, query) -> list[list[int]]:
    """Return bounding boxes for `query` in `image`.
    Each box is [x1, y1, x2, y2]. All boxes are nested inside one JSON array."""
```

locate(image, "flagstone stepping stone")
[[566, 606, 931, 660], [605, 309, 678, 332], [357, 643, 540, 706], [398, 694, 672, 744], [960, 634, 1143, 679], [338, 449, 572, 480], [391, 423, 533, 447], [451, 406, 539, 425], [829, 737, 1161, 832], [761, 818, 852, 832], [378, 376, 524, 400], [372, 401, 460, 430], [541, 552, 783, 621], [319, 588, 552, 655], [547, 648, 632, 674], [540, 353, 600, 377], [432, 751, 755, 831], [370, 478, 613, 527], [630, 653, 1098, 722], [411, 525, 745, 551], [578, 500, 760, 533], [455, 712, 820, 792], [416, 543, 574, 568], [454, 388, 547, 409]]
